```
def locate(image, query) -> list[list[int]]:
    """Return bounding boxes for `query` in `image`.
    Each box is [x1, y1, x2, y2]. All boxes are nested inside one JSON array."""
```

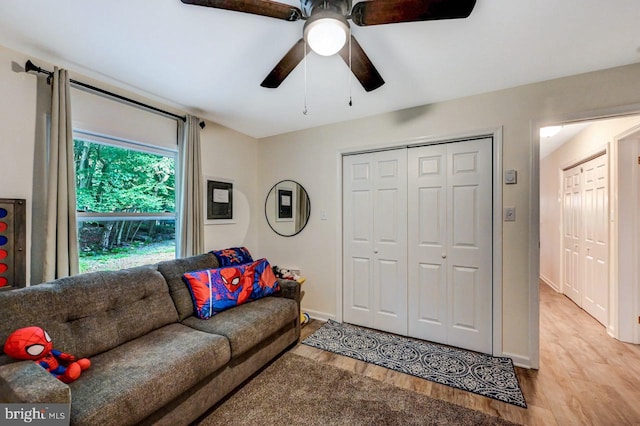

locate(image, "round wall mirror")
[[265, 180, 311, 237]]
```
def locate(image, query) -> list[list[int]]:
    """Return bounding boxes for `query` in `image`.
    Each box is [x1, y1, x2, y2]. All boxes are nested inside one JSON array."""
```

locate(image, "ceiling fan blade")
[[351, 0, 476, 26], [261, 39, 308, 88], [338, 35, 385, 92], [181, 0, 302, 22]]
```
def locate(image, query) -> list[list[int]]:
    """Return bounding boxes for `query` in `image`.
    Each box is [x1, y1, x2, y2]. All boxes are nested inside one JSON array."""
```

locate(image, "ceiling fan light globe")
[[305, 17, 349, 56]]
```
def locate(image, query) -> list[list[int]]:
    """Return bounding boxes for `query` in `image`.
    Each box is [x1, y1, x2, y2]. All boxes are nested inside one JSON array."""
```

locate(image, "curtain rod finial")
[[25, 60, 37, 73], [199, 121, 206, 129]]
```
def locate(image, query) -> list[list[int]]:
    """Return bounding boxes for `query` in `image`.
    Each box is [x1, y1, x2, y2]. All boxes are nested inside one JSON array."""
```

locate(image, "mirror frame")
[[264, 180, 311, 237]]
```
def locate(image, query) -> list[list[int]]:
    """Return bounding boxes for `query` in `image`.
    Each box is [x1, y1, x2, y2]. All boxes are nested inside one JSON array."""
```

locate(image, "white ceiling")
[[1, 0, 639, 138]]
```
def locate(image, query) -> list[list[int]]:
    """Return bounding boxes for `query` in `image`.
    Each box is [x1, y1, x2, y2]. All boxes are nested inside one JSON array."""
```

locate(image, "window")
[[73, 131, 176, 273]]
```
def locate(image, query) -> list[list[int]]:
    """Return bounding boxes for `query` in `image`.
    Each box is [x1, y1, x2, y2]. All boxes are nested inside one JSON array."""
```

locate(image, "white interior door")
[[562, 167, 582, 305], [580, 155, 609, 325], [407, 143, 448, 344], [446, 140, 493, 352], [408, 139, 493, 354], [343, 150, 408, 335], [562, 153, 609, 326]]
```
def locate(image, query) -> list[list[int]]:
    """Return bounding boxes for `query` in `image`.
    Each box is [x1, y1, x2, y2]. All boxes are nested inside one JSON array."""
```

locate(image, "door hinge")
[[637, 156, 640, 165], [638, 316, 640, 324]]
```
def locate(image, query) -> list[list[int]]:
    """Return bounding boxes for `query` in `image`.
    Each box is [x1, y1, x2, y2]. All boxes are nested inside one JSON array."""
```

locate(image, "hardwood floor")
[[289, 282, 640, 425]]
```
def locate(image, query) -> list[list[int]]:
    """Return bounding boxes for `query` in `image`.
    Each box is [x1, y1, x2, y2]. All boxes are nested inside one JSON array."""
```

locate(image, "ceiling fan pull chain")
[[303, 41, 308, 115], [348, 35, 353, 107]]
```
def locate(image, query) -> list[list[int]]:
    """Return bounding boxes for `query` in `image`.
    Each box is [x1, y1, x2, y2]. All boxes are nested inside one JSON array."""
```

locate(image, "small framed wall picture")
[[205, 178, 235, 224], [276, 183, 294, 222]]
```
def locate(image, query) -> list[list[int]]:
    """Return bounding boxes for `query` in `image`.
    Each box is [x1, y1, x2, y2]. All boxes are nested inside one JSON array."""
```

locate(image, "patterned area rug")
[[302, 320, 527, 408]]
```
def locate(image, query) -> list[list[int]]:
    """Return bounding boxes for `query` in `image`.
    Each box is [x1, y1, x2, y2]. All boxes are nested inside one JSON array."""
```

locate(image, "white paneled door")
[[562, 166, 582, 306], [342, 149, 408, 335], [562, 153, 609, 326], [407, 139, 493, 354], [343, 138, 494, 354]]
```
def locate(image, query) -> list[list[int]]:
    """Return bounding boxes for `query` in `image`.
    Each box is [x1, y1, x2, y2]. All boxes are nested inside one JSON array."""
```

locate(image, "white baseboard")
[[302, 308, 335, 322], [539, 274, 560, 292]]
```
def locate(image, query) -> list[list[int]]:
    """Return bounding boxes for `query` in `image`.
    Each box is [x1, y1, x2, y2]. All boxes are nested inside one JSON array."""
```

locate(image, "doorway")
[[539, 114, 640, 342]]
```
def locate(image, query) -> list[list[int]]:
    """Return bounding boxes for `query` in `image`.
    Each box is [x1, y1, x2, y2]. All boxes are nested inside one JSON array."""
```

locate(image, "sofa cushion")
[[181, 296, 298, 359], [69, 323, 230, 426], [182, 259, 280, 319], [210, 247, 254, 267], [157, 254, 218, 321], [0, 266, 178, 360]]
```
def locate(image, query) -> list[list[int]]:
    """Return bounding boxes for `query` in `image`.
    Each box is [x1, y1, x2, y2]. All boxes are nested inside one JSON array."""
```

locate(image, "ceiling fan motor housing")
[[301, 0, 352, 17]]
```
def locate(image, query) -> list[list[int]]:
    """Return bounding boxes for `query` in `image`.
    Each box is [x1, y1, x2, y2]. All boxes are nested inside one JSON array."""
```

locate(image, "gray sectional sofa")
[[0, 253, 301, 425]]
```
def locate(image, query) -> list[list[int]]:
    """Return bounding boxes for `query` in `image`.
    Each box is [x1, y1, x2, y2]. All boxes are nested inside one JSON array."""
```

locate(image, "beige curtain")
[[176, 115, 204, 257], [43, 68, 79, 280]]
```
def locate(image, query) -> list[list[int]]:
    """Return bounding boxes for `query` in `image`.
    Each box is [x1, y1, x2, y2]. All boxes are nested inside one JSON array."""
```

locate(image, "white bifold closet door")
[[562, 153, 609, 326], [343, 138, 493, 354], [342, 149, 408, 336], [407, 139, 493, 354]]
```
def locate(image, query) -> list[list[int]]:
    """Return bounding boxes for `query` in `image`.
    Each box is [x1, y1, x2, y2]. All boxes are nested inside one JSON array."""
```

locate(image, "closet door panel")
[[451, 265, 479, 331], [580, 154, 609, 326], [562, 168, 582, 305], [377, 259, 402, 317], [452, 185, 479, 246], [343, 150, 407, 335], [408, 144, 448, 342], [416, 262, 445, 325], [418, 187, 443, 244], [350, 257, 371, 311], [372, 152, 408, 335], [343, 156, 375, 326], [446, 139, 493, 354]]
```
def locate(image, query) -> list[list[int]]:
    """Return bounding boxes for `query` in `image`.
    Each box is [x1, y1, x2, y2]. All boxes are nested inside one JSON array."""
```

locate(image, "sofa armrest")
[[0, 361, 70, 403], [274, 278, 301, 304]]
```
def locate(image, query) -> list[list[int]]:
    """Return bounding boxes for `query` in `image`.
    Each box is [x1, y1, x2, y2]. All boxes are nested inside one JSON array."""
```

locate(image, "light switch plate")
[[504, 207, 516, 222], [504, 170, 517, 184]]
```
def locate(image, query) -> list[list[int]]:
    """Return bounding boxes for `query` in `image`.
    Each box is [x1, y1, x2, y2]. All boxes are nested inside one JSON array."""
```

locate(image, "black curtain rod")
[[25, 60, 187, 123]]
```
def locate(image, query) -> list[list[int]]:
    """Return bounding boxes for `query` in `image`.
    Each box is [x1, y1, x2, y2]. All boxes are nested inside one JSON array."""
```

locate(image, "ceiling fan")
[[181, 0, 477, 92]]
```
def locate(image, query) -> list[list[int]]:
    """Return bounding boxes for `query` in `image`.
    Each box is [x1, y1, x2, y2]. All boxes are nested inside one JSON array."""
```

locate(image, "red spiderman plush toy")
[[3, 326, 90, 383]]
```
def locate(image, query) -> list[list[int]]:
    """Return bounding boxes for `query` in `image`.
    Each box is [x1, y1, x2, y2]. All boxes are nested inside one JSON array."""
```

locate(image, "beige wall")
[[0, 46, 38, 284], [199, 121, 260, 254], [539, 115, 640, 291], [258, 62, 640, 365], [0, 43, 260, 284]]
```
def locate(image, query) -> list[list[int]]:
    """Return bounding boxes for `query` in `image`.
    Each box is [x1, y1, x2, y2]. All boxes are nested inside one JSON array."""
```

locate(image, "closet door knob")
[[442, 253, 447, 259]]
